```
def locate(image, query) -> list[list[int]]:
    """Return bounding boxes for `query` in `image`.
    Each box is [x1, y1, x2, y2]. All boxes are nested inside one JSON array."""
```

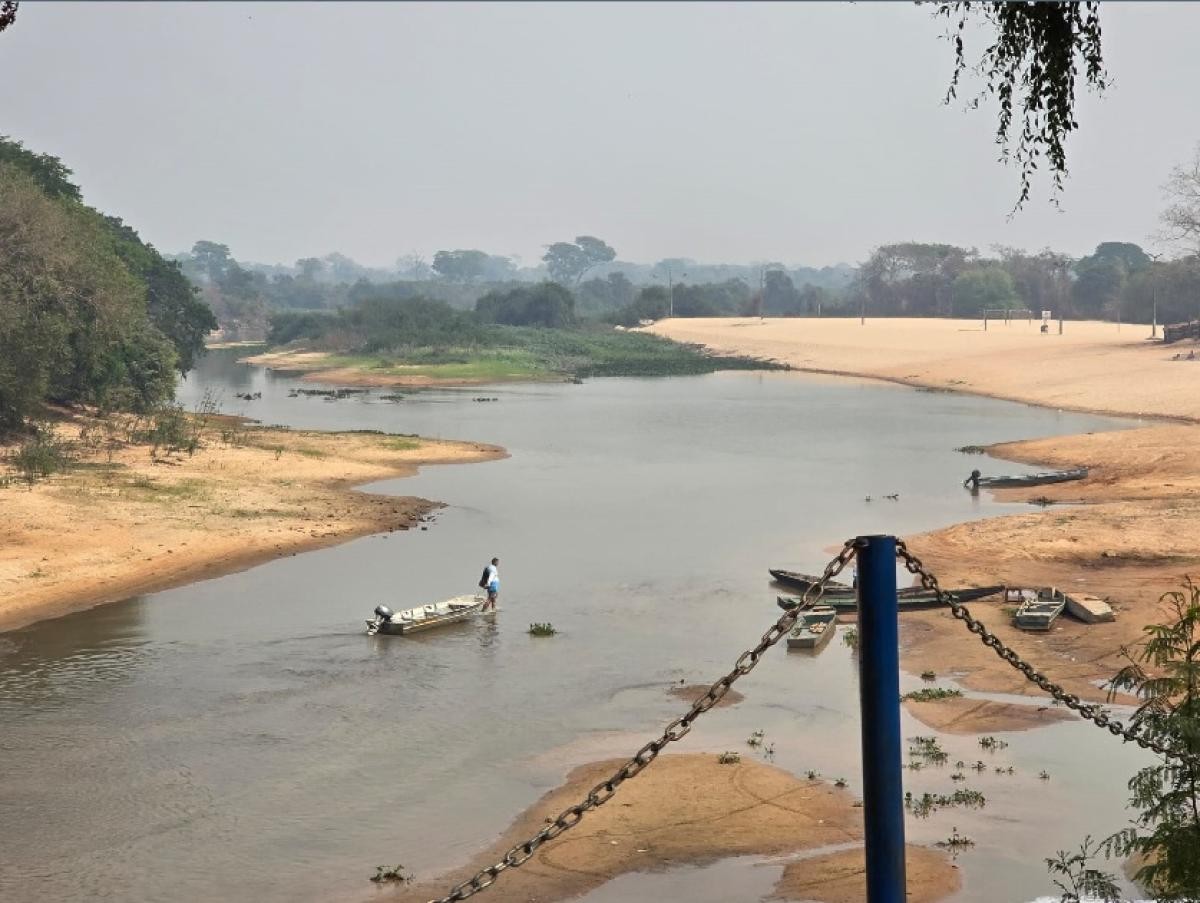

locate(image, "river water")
[[0, 350, 1151, 902]]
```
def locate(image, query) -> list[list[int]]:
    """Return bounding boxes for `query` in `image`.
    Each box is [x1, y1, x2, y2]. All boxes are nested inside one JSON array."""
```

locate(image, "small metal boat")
[[786, 605, 838, 650], [1010, 587, 1066, 631], [777, 584, 1003, 612], [769, 568, 852, 593], [366, 595, 485, 635], [1064, 591, 1114, 623]]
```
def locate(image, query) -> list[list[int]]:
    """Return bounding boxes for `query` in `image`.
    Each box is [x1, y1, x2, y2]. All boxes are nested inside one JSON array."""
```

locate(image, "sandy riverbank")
[[0, 415, 504, 631], [651, 317, 1200, 722], [389, 753, 959, 903]]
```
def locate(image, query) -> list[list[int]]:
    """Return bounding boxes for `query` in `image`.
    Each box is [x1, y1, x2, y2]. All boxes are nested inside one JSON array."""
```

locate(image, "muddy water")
[[0, 351, 1149, 902]]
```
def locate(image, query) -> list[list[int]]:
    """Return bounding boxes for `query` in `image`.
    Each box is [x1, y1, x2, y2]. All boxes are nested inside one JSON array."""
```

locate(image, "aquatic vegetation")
[[920, 670, 937, 681], [718, 751, 741, 765], [905, 789, 986, 818], [746, 729, 765, 748], [528, 623, 557, 637], [370, 864, 412, 884], [805, 769, 820, 781], [972, 761, 987, 772], [978, 736, 1009, 751], [951, 772, 966, 782], [937, 827, 975, 850], [1039, 770, 1051, 781], [834, 777, 848, 788], [908, 736, 949, 765], [903, 687, 963, 702], [842, 627, 858, 648]]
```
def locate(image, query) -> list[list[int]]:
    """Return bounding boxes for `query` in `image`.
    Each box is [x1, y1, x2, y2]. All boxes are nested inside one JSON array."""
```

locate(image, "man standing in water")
[[480, 557, 500, 611]]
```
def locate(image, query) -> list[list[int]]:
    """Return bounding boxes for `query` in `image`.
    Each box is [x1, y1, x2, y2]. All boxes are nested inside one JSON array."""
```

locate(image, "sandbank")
[[389, 754, 958, 903], [650, 317, 1200, 712], [241, 349, 532, 387], [0, 415, 504, 631]]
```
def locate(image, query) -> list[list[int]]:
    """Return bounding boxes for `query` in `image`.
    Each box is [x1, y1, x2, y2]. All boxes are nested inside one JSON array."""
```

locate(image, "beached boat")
[[1064, 592, 1114, 624], [777, 584, 1003, 613], [366, 595, 485, 635], [964, 468, 1088, 490], [1011, 588, 1066, 631], [786, 606, 838, 650], [768, 569, 852, 593]]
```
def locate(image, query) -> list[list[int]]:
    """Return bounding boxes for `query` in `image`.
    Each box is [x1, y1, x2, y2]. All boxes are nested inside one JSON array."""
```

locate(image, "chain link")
[[894, 538, 1200, 767], [425, 539, 860, 903]]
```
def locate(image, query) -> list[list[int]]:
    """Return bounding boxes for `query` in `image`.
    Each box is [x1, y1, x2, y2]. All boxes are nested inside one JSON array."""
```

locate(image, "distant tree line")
[[0, 137, 215, 433]]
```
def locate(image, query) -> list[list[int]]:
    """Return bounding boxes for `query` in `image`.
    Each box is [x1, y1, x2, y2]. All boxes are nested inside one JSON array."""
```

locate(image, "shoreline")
[[389, 753, 959, 903], [651, 317, 1200, 717], [0, 417, 505, 632]]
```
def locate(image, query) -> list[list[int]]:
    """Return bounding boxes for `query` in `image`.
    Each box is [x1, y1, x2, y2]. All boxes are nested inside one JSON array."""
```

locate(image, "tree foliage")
[[0, 164, 177, 430], [543, 236, 616, 285], [0, 3, 17, 37], [936, 1, 1106, 208], [1103, 580, 1200, 900], [476, 283, 575, 328]]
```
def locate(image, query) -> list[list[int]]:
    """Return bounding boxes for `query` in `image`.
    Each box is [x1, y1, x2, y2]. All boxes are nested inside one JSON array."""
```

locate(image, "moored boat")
[[1012, 587, 1066, 631], [964, 468, 1088, 491], [1063, 592, 1114, 624], [786, 605, 838, 650], [366, 595, 485, 635], [769, 568, 852, 593], [777, 584, 1003, 613]]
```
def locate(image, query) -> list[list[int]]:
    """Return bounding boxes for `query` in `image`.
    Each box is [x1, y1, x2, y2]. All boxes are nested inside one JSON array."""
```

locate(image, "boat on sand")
[[366, 595, 485, 635], [1009, 588, 1066, 631]]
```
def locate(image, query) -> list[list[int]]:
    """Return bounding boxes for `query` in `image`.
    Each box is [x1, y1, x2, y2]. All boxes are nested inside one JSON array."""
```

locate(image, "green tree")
[[543, 236, 616, 285], [190, 240, 233, 284], [763, 269, 803, 315], [952, 266, 1018, 316], [1103, 580, 1200, 900], [1072, 243, 1149, 320], [476, 283, 575, 328], [860, 243, 973, 316], [0, 136, 81, 201], [432, 249, 490, 281]]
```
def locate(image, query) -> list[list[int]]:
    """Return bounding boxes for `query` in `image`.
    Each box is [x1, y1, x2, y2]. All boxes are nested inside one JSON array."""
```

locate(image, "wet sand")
[[0, 415, 503, 631], [390, 754, 958, 903], [650, 317, 1200, 711]]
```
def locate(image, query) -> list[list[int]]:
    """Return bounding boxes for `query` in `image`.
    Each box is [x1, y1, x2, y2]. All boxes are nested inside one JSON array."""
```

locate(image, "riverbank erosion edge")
[[645, 318, 1200, 722], [388, 754, 959, 903], [0, 415, 505, 631]]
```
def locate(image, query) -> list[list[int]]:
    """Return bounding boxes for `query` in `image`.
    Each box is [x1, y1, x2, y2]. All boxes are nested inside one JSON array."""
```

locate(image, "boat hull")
[[777, 584, 1003, 613], [1064, 593, 1114, 624], [976, 468, 1088, 489], [1013, 589, 1066, 631], [769, 569, 851, 593], [367, 595, 485, 635]]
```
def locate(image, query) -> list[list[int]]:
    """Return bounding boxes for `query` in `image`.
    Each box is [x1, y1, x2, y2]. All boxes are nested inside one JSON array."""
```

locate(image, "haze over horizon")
[[2, 1, 1197, 268]]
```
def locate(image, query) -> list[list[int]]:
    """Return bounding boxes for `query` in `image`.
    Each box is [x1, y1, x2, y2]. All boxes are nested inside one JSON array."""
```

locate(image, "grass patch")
[[904, 687, 964, 702], [382, 437, 421, 452]]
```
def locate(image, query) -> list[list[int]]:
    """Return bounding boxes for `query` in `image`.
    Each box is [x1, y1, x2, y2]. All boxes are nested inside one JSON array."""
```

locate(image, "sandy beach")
[[391, 753, 959, 903], [0, 415, 503, 631], [651, 317, 1200, 717], [241, 349, 527, 387]]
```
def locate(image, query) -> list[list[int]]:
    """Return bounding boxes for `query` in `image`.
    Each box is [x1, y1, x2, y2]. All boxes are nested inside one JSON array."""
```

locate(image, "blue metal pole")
[[856, 534, 906, 902]]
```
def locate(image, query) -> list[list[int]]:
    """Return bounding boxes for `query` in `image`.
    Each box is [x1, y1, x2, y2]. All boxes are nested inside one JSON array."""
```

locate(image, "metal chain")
[[894, 538, 1200, 766], [425, 539, 861, 903]]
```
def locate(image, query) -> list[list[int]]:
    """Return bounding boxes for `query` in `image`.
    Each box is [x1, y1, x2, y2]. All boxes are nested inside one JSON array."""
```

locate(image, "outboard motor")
[[367, 604, 394, 636]]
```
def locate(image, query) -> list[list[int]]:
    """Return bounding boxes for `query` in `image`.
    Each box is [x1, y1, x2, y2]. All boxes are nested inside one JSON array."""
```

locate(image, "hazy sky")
[[3, 2, 1197, 268]]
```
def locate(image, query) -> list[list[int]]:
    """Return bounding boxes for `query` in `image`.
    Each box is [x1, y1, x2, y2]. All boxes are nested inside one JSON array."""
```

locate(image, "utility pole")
[[1148, 252, 1162, 339]]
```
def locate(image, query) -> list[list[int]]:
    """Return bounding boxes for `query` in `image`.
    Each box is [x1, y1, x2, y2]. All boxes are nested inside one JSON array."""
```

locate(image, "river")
[[0, 350, 1151, 902]]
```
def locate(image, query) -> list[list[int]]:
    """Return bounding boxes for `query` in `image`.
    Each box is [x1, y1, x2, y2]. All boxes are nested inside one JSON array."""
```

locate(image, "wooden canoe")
[[769, 568, 852, 593], [777, 584, 1003, 612]]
